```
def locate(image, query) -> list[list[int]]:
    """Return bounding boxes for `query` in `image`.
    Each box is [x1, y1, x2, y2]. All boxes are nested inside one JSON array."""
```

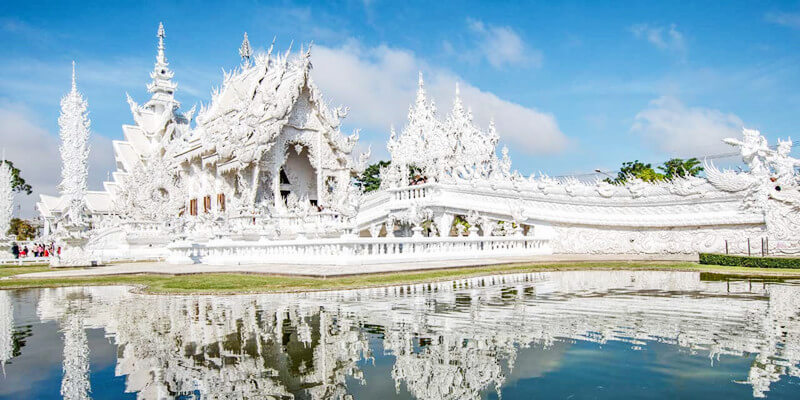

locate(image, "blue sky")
[[1, 0, 799, 216]]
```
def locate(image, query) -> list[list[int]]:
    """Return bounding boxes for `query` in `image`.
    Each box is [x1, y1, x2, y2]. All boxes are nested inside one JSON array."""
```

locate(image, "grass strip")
[[2, 261, 800, 295]]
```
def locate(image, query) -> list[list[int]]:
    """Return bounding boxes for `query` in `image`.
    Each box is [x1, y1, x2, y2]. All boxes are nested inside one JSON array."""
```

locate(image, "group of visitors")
[[10, 242, 60, 259]]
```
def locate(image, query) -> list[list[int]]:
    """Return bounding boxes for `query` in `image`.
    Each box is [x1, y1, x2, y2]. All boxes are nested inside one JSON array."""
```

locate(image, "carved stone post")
[[434, 212, 454, 237], [368, 224, 381, 238], [480, 216, 492, 237]]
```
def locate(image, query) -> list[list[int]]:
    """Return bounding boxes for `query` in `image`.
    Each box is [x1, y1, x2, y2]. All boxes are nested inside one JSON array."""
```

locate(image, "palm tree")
[[658, 158, 704, 179]]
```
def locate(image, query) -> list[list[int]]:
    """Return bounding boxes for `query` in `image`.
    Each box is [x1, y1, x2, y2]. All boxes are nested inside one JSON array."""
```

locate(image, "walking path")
[[10, 254, 698, 279]]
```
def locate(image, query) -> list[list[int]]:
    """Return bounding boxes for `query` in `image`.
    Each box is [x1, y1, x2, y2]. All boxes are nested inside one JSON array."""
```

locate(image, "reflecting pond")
[[1, 270, 800, 399]]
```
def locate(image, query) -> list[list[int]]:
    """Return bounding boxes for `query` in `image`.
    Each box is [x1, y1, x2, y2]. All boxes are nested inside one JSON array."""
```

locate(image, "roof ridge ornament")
[[71, 60, 77, 93], [239, 32, 252, 65], [267, 36, 276, 59], [157, 22, 166, 64]]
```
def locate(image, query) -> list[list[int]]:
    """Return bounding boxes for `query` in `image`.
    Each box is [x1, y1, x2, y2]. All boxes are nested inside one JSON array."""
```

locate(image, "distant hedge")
[[699, 253, 800, 269]]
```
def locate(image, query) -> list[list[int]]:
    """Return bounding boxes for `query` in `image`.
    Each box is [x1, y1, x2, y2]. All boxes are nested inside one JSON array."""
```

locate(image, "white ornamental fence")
[[167, 235, 551, 266]]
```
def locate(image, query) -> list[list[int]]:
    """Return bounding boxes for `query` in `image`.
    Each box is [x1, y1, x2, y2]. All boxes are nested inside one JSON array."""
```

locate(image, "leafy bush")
[[699, 253, 800, 269]]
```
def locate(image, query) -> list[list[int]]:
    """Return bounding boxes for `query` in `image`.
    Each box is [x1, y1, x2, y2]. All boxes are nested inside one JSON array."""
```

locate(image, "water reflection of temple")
[[17, 271, 800, 399]]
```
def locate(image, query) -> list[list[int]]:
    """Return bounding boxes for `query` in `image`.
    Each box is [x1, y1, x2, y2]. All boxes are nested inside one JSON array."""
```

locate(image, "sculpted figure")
[[768, 138, 800, 184], [723, 128, 771, 176]]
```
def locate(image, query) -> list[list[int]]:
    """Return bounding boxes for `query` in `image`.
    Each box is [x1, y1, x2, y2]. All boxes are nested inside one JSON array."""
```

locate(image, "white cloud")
[[630, 23, 686, 54], [631, 96, 744, 156], [765, 12, 800, 29], [0, 101, 115, 218], [467, 19, 541, 69], [312, 40, 568, 155]]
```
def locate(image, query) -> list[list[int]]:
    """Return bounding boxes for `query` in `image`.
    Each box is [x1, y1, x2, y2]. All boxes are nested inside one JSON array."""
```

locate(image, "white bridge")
[[166, 235, 550, 266]]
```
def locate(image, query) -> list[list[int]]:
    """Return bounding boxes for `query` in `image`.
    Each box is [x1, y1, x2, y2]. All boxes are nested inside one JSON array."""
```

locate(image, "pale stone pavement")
[[9, 254, 698, 279]]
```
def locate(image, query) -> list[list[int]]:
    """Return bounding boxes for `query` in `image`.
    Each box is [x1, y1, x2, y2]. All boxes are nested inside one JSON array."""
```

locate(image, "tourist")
[[11, 242, 19, 259], [21, 246, 28, 257]]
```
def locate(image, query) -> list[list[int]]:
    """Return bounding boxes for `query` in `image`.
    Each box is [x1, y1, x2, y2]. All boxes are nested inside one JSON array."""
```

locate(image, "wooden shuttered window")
[[189, 199, 198, 216], [217, 193, 226, 211], [203, 196, 211, 213]]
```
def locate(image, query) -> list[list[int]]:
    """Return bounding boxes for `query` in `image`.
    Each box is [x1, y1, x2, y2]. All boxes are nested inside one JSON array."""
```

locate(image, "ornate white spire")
[[239, 32, 252, 65], [146, 22, 178, 108], [415, 71, 426, 106], [0, 158, 12, 239], [452, 82, 463, 114], [58, 62, 91, 225]]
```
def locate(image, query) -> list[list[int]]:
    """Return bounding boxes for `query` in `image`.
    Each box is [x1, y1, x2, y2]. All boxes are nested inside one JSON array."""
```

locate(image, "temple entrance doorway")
[[278, 144, 318, 208]]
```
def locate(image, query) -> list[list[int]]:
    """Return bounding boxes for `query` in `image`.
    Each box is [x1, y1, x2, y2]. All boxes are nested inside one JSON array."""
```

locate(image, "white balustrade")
[[389, 184, 432, 201], [167, 235, 550, 266]]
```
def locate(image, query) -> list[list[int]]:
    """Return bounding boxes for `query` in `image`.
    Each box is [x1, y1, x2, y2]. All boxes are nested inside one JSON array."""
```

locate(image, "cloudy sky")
[[1, 0, 799, 217]]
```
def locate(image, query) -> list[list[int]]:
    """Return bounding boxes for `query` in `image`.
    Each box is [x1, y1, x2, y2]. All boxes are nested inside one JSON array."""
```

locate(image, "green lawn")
[[2, 261, 800, 295], [0, 264, 52, 278]]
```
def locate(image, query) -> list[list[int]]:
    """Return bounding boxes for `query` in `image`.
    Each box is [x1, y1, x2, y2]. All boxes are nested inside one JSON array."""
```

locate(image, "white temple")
[[33, 24, 800, 266]]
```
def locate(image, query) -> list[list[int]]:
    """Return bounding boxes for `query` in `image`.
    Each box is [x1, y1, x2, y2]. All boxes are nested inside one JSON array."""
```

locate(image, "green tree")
[[355, 161, 390, 192], [658, 157, 704, 179], [354, 161, 428, 192], [2, 160, 32, 194], [606, 160, 665, 184], [8, 218, 37, 240]]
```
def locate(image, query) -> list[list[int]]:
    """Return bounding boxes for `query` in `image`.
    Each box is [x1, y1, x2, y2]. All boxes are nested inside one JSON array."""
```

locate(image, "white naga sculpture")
[[707, 129, 800, 241], [33, 24, 800, 265]]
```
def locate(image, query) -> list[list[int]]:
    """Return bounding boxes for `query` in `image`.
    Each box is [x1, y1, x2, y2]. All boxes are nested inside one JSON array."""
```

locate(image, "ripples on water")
[[0, 270, 799, 399]]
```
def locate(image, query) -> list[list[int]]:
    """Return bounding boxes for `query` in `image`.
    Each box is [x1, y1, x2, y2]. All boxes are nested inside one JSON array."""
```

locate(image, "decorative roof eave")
[[201, 153, 219, 167], [218, 159, 243, 174], [173, 142, 204, 163]]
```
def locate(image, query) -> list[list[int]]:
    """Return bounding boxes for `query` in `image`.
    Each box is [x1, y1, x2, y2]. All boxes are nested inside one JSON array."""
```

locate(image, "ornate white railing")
[[0, 256, 52, 265], [219, 211, 347, 238], [167, 235, 550, 266], [389, 183, 433, 201]]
